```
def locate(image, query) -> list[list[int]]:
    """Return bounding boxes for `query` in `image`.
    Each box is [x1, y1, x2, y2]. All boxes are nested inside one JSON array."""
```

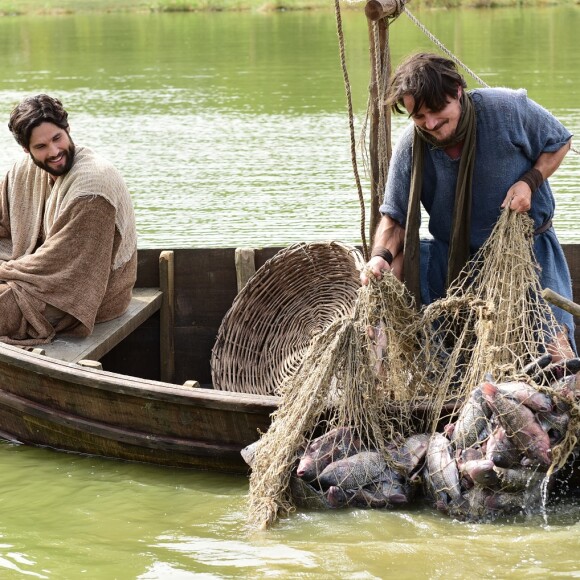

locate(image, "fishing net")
[[417, 210, 580, 520], [244, 210, 580, 527], [246, 268, 431, 528]]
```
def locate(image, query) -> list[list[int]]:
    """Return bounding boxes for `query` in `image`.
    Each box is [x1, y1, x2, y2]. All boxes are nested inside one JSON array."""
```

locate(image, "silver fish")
[[241, 440, 260, 467], [425, 433, 462, 510], [318, 451, 386, 490], [451, 386, 492, 450]]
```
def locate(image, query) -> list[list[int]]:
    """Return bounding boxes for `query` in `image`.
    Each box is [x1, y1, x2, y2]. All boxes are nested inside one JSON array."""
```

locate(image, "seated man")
[[0, 94, 137, 346]]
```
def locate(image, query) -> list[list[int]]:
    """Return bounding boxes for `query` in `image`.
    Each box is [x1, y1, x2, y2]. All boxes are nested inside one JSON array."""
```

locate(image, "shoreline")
[[0, 0, 577, 16]]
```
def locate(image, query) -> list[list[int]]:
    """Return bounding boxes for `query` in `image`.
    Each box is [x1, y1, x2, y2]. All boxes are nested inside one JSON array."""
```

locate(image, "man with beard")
[[361, 52, 575, 355], [0, 94, 137, 345]]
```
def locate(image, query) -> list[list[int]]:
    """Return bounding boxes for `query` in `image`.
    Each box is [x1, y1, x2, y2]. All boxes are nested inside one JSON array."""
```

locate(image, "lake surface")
[[1, 6, 580, 579], [0, 6, 579, 249]]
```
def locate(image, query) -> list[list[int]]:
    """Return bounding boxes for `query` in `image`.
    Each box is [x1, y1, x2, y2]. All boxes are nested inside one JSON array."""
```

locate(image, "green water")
[[1, 7, 580, 578], [0, 7, 579, 248], [1, 442, 580, 578]]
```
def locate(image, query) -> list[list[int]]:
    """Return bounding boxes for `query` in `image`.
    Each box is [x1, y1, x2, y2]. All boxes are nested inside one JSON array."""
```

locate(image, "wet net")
[[246, 268, 426, 528], [244, 210, 580, 527]]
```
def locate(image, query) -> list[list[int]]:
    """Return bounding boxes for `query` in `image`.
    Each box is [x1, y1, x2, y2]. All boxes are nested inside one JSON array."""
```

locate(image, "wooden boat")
[[0, 245, 579, 474]]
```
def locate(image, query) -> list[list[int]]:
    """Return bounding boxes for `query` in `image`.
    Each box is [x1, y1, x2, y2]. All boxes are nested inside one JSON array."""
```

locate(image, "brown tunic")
[[0, 147, 137, 346]]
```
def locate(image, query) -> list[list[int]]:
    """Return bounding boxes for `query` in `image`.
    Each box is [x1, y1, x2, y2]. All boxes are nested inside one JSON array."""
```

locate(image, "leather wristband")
[[371, 246, 393, 265], [519, 167, 543, 192]]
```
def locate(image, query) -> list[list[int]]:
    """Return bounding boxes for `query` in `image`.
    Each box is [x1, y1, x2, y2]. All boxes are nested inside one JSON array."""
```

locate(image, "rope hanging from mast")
[[334, 0, 370, 260]]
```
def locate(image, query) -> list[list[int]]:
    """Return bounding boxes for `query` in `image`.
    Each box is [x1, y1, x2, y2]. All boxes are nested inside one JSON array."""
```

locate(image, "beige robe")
[[0, 146, 137, 345]]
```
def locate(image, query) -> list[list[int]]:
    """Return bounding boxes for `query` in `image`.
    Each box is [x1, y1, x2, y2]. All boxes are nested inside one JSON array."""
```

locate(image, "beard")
[[30, 139, 76, 177]]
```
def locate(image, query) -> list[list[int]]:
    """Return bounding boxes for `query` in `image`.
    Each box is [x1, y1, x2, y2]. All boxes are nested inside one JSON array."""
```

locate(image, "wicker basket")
[[211, 241, 364, 395]]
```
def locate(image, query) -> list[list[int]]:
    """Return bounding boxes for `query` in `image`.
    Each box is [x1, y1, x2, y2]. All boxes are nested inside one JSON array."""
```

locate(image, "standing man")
[[362, 52, 575, 354], [0, 94, 137, 345]]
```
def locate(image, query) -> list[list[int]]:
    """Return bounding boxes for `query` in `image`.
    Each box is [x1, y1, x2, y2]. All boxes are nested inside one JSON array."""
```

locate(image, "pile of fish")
[[242, 356, 580, 521], [242, 426, 428, 510]]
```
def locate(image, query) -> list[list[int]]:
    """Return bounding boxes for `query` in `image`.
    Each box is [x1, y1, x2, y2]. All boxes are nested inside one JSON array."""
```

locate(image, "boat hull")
[[0, 343, 277, 472], [0, 244, 578, 472]]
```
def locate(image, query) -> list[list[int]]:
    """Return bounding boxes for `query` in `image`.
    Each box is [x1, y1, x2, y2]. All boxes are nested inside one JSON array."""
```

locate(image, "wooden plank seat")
[[42, 287, 163, 363]]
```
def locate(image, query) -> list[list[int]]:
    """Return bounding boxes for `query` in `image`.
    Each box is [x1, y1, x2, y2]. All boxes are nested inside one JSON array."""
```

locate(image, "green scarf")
[[403, 91, 477, 306]]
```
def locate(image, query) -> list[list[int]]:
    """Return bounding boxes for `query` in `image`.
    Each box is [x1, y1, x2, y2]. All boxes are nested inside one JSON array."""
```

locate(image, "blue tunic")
[[380, 88, 575, 348]]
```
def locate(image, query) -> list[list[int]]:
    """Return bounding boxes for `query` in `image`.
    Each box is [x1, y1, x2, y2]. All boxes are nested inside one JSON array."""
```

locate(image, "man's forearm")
[[371, 214, 406, 262]]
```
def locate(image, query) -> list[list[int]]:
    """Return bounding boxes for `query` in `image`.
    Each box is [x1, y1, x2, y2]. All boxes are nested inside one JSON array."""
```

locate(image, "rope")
[[403, 7, 489, 88], [334, 0, 369, 260]]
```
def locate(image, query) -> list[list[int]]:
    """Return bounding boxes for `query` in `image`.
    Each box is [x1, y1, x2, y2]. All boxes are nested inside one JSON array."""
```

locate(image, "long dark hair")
[[8, 94, 69, 149], [388, 53, 467, 116]]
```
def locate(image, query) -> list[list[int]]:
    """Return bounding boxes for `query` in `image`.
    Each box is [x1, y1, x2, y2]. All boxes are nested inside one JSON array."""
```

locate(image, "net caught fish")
[[317, 451, 386, 490], [296, 426, 361, 482], [481, 382, 552, 469]]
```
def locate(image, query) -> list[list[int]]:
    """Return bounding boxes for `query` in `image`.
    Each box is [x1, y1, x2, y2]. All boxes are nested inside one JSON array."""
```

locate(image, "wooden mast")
[[365, 0, 405, 247]]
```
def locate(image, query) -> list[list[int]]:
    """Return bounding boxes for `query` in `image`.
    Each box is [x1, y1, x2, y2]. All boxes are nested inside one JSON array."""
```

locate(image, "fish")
[[424, 433, 463, 510], [317, 451, 386, 490], [241, 438, 306, 472], [375, 466, 413, 505], [296, 426, 361, 482], [459, 446, 485, 462], [326, 465, 411, 509], [458, 459, 499, 488], [536, 409, 570, 445], [496, 381, 553, 413], [289, 476, 332, 510], [327, 485, 388, 509], [481, 382, 552, 468], [493, 466, 551, 493], [240, 439, 260, 467], [456, 447, 484, 490], [389, 433, 430, 478], [485, 426, 521, 468], [450, 386, 492, 450]]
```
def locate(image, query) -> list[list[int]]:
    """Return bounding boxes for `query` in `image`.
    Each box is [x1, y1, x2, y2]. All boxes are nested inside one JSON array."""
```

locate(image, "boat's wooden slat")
[[235, 247, 256, 292], [160, 250, 175, 383], [43, 287, 163, 363]]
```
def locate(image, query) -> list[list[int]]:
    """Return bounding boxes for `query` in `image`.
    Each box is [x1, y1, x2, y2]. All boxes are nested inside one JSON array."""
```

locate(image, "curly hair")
[[8, 94, 69, 149], [387, 53, 467, 116]]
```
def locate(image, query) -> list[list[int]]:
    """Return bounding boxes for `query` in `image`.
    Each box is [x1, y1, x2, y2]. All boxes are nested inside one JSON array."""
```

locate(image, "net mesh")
[[243, 210, 580, 527]]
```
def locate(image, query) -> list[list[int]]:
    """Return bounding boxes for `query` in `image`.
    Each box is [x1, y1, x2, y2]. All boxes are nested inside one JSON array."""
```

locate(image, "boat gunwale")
[[0, 342, 280, 414]]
